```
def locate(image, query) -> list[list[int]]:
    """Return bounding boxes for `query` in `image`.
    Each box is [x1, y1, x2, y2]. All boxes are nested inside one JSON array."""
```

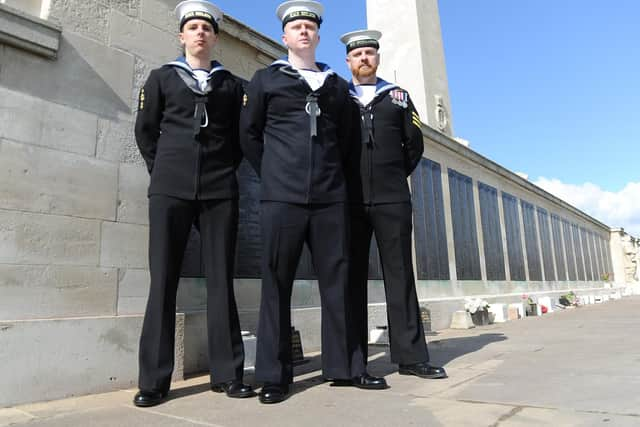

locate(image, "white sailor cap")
[[340, 29, 382, 53], [175, 0, 222, 32], [276, 0, 324, 29]]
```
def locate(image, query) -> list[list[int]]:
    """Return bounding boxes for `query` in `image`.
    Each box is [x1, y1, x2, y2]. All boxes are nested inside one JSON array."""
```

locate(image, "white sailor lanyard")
[[349, 78, 399, 145], [167, 59, 225, 136], [305, 93, 321, 137], [274, 59, 334, 139]]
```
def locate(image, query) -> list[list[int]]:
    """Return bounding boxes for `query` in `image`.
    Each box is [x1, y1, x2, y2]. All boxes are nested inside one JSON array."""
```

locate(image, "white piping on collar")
[[349, 82, 399, 105], [271, 58, 335, 75], [167, 61, 226, 78]]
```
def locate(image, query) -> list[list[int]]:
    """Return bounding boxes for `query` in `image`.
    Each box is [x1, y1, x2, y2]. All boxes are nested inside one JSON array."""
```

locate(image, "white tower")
[[366, 0, 454, 136]]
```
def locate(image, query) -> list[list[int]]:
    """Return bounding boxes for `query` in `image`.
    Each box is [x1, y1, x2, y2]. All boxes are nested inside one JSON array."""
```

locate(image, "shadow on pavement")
[[364, 333, 508, 377], [165, 382, 213, 402], [172, 333, 507, 401], [427, 333, 508, 366]]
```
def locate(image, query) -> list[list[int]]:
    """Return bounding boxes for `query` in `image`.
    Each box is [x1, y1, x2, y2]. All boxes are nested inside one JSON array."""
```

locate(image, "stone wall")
[[0, 0, 631, 408], [0, 0, 284, 407]]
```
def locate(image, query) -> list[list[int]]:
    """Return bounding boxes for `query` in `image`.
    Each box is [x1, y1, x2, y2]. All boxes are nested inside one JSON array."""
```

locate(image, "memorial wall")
[[0, 0, 636, 408]]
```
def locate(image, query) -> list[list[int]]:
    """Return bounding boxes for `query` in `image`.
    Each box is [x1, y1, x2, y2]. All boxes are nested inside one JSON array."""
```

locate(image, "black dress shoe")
[[331, 372, 388, 390], [352, 373, 388, 389], [133, 390, 167, 407], [398, 362, 447, 379], [259, 383, 289, 404], [211, 380, 256, 398]]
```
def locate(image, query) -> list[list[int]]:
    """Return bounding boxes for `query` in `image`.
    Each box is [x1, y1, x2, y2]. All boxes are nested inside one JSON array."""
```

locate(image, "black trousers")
[[348, 202, 428, 376], [138, 195, 244, 393], [255, 202, 351, 384]]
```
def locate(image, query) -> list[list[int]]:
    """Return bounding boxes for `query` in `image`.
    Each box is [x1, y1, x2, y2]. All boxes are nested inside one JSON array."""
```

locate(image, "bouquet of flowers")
[[464, 297, 490, 314]]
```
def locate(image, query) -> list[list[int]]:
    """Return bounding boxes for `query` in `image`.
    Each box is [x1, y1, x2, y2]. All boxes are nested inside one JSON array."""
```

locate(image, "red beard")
[[352, 63, 377, 79]]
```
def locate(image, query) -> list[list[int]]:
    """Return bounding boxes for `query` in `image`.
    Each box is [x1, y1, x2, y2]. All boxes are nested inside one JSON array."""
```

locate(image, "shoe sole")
[[259, 396, 287, 404], [398, 370, 447, 379], [330, 380, 388, 390], [353, 384, 388, 390], [133, 400, 164, 408], [211, 387, 256, 398]]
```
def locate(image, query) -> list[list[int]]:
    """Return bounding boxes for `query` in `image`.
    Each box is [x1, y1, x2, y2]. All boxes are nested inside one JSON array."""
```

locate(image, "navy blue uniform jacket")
[[135, 60, 244, 200], [346, 78, 424, 204], [239, 60, 353, 204]]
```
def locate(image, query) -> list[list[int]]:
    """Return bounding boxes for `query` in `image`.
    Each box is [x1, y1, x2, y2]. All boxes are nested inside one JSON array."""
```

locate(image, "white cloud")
[[533, 178, 640, 237]]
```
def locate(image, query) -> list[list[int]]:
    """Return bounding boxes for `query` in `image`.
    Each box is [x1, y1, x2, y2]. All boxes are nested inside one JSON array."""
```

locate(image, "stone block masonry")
[[0, 0, 286, 407]]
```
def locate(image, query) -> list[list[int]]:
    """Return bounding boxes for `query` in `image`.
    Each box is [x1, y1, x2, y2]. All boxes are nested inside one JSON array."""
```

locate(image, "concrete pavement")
[[3, 296, 640, 426]]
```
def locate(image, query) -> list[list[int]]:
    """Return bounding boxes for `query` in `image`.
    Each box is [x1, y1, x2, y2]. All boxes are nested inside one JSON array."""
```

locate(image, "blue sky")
[[213, 0, 639, 234]]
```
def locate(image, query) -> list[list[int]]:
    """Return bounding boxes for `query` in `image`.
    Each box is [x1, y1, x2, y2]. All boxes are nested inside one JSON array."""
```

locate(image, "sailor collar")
[[270, 57, 331, 138], [166, 57, 227, 135], [349, 77, 398, 105], [271, 57, 335, 76], [166, 56, 226, 79]]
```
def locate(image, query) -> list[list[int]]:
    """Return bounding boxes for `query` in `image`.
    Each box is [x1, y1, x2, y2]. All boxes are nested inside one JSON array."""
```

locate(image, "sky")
[[212, 0, 639, 236]]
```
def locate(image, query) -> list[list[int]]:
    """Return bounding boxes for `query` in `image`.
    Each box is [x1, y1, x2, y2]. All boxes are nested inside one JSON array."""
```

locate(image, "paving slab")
[[2, 296, 640, 426], [500, 407, 640, 427]]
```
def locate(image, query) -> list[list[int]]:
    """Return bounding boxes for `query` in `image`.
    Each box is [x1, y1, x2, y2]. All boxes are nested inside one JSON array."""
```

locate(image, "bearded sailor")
[[341, 29, 448, 385]]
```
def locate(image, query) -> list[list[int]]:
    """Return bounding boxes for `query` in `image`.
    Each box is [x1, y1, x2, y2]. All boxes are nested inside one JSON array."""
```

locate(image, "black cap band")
[[180, 11, 219, 33], [282, 10, 322, 29], [346, 39, 379, 53]]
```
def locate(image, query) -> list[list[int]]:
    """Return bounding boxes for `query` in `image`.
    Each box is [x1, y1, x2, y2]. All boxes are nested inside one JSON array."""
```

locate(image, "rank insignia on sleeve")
[[138, 88, 145, 110], [390, 89, 408, 108], [411, 110, 421, 128], [242, 93, 248, 107]]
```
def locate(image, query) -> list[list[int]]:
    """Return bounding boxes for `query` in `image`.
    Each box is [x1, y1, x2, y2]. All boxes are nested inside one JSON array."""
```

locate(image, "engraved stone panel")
[[181, 160, 319, 279], [536, 207, 555, 281], [551, 214, 567, 281], [411, 158, 449, 280], [478, 182, 505, 281], [502, 192, 525, 281], [580, 227, 594, 281], [589, 231, 602, 280], [448, 168, 481, 280], [571, 223, 586, 281], [521, 201, 541, 281], [235, 160, 261, 278], [562, 219, 578, 281]]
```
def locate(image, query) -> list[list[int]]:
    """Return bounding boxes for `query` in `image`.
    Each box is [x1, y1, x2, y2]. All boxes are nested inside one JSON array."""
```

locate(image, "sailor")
[[241, 0, 384, 404], [340, 29, 447, 383], [133, 0, 253, 407]]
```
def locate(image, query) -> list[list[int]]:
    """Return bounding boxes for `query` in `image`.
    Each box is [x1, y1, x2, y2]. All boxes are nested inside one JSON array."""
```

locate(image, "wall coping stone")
[[220, 14, 286, 62], [0, 3, 61, 59]]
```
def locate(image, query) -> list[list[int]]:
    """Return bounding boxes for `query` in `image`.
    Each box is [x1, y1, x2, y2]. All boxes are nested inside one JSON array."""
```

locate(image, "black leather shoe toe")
[[133, 390, 167, 407], [259, 383, 289, 404], [331, 372, 388, 390], [399, 362, 447, 379], [211, 380, 256, 398], [352, 373, 388, 390]]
